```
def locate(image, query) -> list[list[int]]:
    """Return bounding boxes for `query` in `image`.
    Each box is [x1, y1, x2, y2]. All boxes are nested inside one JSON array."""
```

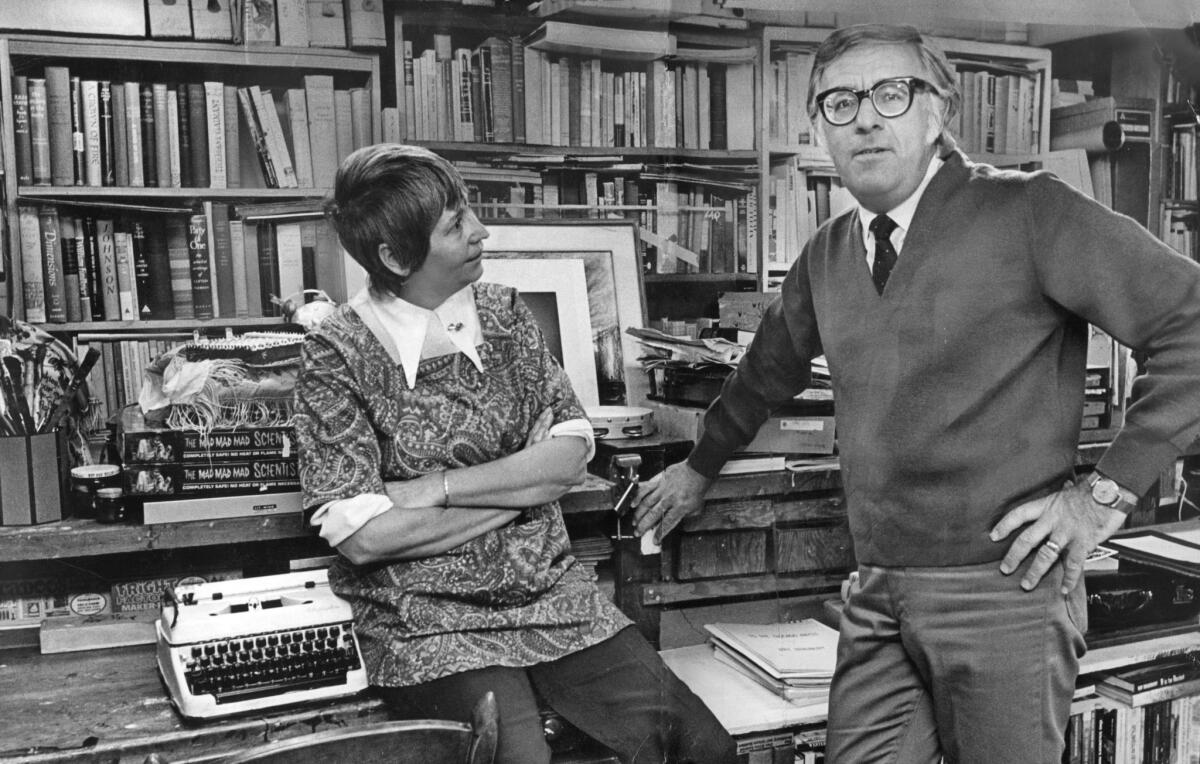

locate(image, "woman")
[[293, 143, 735, 764]]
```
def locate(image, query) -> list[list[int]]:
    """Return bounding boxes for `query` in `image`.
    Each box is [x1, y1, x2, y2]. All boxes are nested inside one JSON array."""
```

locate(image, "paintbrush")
[[0, 357, 32, 435]]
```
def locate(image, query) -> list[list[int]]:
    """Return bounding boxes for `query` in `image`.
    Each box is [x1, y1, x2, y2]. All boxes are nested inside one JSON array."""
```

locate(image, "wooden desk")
[[0, 643, 389, 763]]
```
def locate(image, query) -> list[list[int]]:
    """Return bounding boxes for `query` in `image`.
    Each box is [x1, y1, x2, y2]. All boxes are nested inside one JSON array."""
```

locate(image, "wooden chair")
[[201, 692, 497, 764]]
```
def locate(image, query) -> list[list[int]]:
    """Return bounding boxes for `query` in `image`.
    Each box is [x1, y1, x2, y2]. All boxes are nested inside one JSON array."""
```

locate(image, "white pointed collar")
[[349, 285, 484, 389]]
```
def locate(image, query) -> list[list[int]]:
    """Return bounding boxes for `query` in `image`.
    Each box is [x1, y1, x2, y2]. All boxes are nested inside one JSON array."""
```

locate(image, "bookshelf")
[[0, 34, 380, 427]]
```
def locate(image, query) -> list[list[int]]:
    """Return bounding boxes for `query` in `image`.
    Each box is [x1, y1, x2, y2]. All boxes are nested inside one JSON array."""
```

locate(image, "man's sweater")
[[690, 150, 1200, 566]]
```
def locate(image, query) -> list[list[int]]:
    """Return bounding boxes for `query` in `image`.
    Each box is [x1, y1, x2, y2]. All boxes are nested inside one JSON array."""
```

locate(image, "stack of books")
[[1096, 654, 1200, 707], [117, 406, 300, 525], [703, 620, 838, 704]]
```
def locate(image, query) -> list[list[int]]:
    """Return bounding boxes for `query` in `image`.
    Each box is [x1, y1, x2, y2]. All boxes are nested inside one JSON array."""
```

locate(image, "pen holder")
[[0, 428, 69, 525]]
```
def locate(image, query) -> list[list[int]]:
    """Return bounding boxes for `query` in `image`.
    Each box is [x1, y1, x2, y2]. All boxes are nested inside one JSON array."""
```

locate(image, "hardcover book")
[[140, 84, 158, 187], [93, 217, 122, 321], [44, 66, 74, 186], [187, 82, 210, 188], [59, 215, 83, 322], [164, 215, 194, 319], [186, 208, 214, 319], [28, 77, 52, 186], [17, 205, 46, 323], [81, 80, 102, 186], [12, 76, 33, 185], [37, 205, 68, 322], [305, 0, 346, 48]]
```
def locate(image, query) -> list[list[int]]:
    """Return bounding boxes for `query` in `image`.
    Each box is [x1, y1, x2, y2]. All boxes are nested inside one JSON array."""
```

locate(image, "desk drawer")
[[673, 529, 770, 581], [775, 522, 854, 573]]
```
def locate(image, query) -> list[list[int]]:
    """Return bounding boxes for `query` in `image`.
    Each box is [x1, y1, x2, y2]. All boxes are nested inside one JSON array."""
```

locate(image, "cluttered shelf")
[[0, 473, 615, 563]]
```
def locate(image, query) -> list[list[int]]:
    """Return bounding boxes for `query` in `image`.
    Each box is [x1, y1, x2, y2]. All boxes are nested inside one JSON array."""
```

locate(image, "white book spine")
[[205, 82, 226, 189]]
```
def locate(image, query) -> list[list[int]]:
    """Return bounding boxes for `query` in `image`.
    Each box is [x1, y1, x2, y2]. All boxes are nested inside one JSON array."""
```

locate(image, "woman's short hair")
[[325, 143, 470, 298], [806, 24, 960, 132]]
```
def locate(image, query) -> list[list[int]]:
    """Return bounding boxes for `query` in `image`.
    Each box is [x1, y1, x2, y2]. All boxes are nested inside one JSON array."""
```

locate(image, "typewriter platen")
[[156, 569, 369, 720]]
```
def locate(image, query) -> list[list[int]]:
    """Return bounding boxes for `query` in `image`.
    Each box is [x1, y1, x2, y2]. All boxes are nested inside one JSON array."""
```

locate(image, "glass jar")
[[94, 486, 127, 524], [69, 464, 121, 519]]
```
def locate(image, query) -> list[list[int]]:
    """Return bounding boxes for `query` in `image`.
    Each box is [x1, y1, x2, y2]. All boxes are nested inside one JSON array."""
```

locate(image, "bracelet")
[[441, 470, 450, 507]]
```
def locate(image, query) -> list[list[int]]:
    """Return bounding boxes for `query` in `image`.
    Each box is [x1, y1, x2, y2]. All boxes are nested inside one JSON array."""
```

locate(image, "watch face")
[[1092, 478, 1121, 506]]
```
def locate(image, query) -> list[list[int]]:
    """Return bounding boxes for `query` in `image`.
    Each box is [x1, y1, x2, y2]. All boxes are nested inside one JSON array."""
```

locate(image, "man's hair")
[[806, 24, 960, 130], [324, 143, 470, 298]]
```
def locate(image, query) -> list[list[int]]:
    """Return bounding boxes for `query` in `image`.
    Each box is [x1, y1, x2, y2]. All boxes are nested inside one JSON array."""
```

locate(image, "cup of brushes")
[[0, 330, 100, 526]]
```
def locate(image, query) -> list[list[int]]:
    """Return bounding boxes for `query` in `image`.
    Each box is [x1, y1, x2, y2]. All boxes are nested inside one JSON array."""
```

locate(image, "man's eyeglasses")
[[814, 77, 938, 127]]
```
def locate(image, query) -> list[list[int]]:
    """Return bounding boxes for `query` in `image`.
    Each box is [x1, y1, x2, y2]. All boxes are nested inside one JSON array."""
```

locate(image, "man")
[[632, 23, 1200, 763]]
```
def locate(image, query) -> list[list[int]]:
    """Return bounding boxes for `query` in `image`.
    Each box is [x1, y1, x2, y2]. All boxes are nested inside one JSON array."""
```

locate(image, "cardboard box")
[[124, 458, 299, 497], [139, 490, 303, 524], [39, 611, 159, 654], [0, 576, 112, 628], [111, 570, 242, 612]]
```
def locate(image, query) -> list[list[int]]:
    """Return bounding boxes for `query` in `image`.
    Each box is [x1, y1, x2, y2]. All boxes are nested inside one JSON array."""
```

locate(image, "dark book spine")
[[470, 56, 485, 143], [99, 81, 115, 187], [28, 78, 52, 186], [176, 83, 193, 188], [708, 64, 728, 151], [210, 204, 235, 318], [256, 221, 280, 316], [186, 209, 213, 319], [187, 82, 210, 188], [111, 83, 129, 188], [44, 66, 74, 186], [37, 205, 68, 322], [70, 76, 86, 186], [60, 215, 83, 321], [82, 215, 104, 320], [140, 84, 158, 187], [12, 76, 32, 185], [510, 35, 526, 144], [131, 218, 153, 319], [567, 57, 581, 147], [140, 216, 175, 320], [478, 46, 494, 142]]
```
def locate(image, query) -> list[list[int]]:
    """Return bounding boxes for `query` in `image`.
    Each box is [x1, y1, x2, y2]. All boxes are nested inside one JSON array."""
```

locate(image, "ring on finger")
[[1043, 539, 1063, 556]]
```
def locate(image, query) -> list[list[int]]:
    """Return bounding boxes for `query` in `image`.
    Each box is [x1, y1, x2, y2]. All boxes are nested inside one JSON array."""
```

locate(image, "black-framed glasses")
[[814, 77, 938, 126]]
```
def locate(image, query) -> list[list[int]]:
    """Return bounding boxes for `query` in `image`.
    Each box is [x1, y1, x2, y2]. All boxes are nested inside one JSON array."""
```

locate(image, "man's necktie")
[[869, 214, 898, 295]]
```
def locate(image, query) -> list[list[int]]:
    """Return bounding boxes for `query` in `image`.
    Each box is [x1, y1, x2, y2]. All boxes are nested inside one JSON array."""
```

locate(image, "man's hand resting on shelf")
[[631, 461, 713, 544]]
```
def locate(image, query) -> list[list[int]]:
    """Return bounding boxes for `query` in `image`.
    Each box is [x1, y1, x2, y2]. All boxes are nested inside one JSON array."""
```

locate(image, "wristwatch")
[[1088, 473, 1138, 513]]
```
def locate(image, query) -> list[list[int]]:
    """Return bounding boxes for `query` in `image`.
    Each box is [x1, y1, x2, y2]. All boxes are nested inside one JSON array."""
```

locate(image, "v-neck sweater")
[[690, 150, 1200, 566]]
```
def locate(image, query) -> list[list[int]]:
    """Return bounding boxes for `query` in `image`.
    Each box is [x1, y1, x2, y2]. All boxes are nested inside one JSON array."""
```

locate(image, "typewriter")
[[156, 569, 369, 720]]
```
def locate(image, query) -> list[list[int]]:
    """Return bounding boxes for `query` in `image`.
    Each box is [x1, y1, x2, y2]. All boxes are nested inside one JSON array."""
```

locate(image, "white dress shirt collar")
[[857, 155, 944, 259], [349, 285, 484, 389]]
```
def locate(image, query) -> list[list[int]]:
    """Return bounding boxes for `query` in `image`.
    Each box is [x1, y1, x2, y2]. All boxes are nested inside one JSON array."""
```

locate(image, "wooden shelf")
[[421, 141, 758, 163], [0, 474, 615, 562], [16, 187, 328, 202], [644, 272, 757, 284], [38, 317, 286, 333]]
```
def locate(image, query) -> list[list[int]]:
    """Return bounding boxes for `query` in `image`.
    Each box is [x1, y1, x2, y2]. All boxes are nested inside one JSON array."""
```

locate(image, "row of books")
[[147, 0, 383, 50], [766, 164, 855, 271], [12, 67, 368, 190], [702, 620, 837, 704], [951, 65, 1044, 157], [1165, 123, 1197, 201], [1067, 694, 1195, 764], [766, 49, 816, 147], [1161, 206, 1198, 262], [394, 29, 756, 151], [18, 202, 346, 325]]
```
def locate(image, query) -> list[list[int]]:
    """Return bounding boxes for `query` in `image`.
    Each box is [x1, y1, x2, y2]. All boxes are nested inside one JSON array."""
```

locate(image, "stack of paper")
[[704, 620, 838, 704]]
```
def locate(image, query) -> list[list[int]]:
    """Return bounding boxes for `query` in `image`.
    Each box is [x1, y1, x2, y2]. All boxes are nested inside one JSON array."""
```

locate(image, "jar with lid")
[[69, 464, 121, 519], [95, 487, 127, 524]]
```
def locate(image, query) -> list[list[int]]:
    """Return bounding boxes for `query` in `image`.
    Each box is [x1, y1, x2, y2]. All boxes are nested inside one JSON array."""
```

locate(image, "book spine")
[[113, 228, 139, 321], [303, 75, 336, 188], [140, 84, 158, 187], [152, 83, 172, 188], [510, 36, 526, 144], [210, 203, 236, 317], [124, 458, 300, 496], [187, 210, 214, 319], [402, 39, 416, 141], [95, 218, 121, 321], [489, 39, 513, 143], [44, 66, 74, 186], [349, 87, 371, 150], [99, 81, 115, 186], [17, 205, 46, 323], [333, 89, 353, 165], [274, 221, 304, 305], [256, 221, 280, 315], [223, 85, 240, 188], [80, 215, 102, 320], [59, 215, 83, 322], [187, 82, 210, 188], [275, 0, 308, 47], [130, 218, 153, 320], [236, 86, 277, 188], [111, 83, 129, 187], [241, 220, 263, 317], [205, 81, 227, 189], [38, 205, 68, 322], [28, 78, 52, 186], [69, 76, 86, 185], [228, 219, 249, 317], [285, 88, 314, 187], [82, 80, 102, 187], [175, 83, 192, 187], [13, 76, 32, 185], [164, 215, 194, 319], [124, 82, 144, 187]]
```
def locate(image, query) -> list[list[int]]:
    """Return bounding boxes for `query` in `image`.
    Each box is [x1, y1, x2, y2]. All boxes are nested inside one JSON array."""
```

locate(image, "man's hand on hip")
[[990, 479, 1128, 594]]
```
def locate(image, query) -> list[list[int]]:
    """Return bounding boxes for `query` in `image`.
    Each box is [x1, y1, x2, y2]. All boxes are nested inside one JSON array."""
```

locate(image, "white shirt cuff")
[[549, 417, 596, 461], [310, 493, 393, 547]]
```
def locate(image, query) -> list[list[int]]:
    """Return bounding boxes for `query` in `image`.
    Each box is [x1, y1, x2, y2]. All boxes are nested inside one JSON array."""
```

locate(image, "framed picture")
[[480, 259, 600, 407], [483, 221, 647, 405]]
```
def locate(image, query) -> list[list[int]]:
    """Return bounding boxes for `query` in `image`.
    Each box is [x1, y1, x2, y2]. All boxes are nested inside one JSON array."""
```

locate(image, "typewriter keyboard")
[[181, 621, 362, 704]]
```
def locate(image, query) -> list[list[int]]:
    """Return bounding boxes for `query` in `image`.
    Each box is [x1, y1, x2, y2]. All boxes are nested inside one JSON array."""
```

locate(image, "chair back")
[[221, 691, 498, 764]]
